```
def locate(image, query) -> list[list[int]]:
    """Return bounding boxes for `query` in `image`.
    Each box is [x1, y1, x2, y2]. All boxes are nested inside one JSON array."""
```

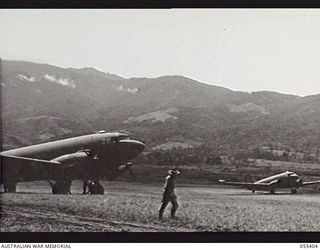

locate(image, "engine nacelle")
[[51, 151, 92, 164]]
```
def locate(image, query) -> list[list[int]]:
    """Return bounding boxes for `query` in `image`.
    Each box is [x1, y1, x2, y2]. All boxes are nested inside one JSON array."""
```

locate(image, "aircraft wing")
[[301, 180, 320, 186], [1, 154, 61, 183], [218, 180, 274, 189]]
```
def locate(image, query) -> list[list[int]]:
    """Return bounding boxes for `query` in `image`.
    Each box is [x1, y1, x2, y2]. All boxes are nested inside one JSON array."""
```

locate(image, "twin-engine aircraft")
[[219, 171, 320, 194], [0, 130, 145, 194]]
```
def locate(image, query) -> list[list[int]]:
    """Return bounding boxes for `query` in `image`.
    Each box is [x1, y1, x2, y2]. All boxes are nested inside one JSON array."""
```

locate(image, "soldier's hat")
[[168, 168, 180, 175]]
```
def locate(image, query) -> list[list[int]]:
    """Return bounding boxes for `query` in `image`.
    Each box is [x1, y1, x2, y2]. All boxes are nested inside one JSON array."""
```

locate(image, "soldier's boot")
[[170, 211, 177, 219], [171, 200, 179, 219], [158, 212, 163, 220], [158, 199, 169, 220]]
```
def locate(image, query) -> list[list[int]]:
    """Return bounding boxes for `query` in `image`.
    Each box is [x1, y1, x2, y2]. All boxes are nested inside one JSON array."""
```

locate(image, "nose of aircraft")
[[118, 139, 145, 158]]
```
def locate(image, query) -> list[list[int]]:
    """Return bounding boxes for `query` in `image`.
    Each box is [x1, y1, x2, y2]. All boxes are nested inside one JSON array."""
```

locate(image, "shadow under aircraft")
[[0, 130, 145, 194], [219, 171, 320, 194]]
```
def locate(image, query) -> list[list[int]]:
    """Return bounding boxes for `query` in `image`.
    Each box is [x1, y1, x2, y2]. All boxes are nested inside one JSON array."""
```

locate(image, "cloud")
[[118, 84, 138, 94], [17, 74, 37, 82], [44, 74, 76, 89]]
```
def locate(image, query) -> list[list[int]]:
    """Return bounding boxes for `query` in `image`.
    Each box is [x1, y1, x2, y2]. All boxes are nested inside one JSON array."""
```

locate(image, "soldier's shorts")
[[162, 192, 177, 202]]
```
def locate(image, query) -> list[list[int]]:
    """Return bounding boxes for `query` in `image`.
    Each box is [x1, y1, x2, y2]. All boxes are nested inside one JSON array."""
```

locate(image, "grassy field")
[[1, 180, 320, 232]]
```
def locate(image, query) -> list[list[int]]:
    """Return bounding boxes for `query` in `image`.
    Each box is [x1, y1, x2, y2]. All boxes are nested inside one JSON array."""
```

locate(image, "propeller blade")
[[118, 162, 136, 180]]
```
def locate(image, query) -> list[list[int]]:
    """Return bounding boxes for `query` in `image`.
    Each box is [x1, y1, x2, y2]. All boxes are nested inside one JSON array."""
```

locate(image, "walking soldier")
[[158, 168, 180, 219]]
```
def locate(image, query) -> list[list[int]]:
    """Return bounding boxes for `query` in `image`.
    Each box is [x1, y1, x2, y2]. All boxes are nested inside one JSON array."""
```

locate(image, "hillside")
[[1, 60, 319, 162]]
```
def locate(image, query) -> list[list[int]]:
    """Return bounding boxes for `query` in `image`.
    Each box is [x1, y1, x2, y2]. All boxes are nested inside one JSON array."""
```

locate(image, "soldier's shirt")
[[163, 175, 176, 194]]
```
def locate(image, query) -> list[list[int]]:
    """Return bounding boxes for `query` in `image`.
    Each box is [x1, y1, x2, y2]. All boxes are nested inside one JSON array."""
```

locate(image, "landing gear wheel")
[[95, 182, 104, 194], [270, 190, 275, 194], [252, 190, 255, 193], [50, 180, 72, 194], [89, 181, 105, 195], [291, 188, 297, 194]]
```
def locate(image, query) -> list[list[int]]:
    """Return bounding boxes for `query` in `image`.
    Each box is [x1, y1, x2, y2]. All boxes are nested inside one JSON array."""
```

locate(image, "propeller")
[[118, 162, 136, 180]]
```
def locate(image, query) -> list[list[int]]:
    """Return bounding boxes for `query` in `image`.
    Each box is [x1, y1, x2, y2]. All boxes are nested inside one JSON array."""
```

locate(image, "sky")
[[1, 9, 320, 96]]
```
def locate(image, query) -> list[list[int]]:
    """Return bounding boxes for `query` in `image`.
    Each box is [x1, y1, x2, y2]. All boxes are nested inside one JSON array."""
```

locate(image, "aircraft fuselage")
[[0, 131, 145, 184], [251, 171, 302, 191]]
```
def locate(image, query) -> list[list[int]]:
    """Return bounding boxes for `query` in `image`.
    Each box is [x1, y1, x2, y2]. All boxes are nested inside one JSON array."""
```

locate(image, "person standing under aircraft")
[[82, 179, 89, 194], [158, 168, 180, 220], [85, 180, 94, 194]]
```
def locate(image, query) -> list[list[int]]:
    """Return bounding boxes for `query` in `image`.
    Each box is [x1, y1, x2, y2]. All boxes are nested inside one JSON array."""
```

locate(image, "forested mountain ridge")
[[2, 60, 319, 163]]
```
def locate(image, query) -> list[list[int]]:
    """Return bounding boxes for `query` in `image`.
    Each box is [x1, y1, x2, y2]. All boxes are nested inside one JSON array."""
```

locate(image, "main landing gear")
[[90, 181, 104, 194], [3, 182, 17, 193], [83, 180, 105, 195], [49, 180, 72, 194], [291, 188, 297, 194]]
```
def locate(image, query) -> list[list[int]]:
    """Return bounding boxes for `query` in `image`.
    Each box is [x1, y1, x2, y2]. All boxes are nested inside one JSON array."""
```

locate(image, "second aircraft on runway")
[[219, 171, 320, 194]]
